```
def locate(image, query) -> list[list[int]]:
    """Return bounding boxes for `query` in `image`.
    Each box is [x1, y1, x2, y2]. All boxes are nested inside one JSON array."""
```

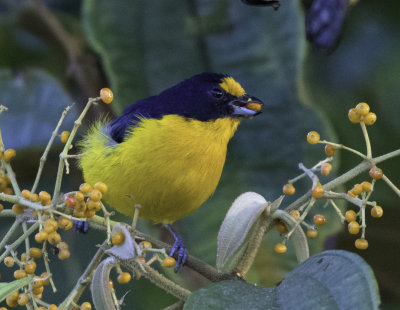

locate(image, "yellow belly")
[[79, 115, 240, 224]]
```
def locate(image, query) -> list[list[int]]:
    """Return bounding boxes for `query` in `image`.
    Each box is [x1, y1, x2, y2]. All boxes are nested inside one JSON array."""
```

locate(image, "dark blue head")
[[109, 73, 263, 142]]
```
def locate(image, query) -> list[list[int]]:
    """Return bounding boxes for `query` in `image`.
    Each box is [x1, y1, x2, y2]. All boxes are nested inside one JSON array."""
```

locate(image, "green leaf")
[[0, 276, 32, 303], [91, 257, 118, 310], [184, 250, 380, 310]]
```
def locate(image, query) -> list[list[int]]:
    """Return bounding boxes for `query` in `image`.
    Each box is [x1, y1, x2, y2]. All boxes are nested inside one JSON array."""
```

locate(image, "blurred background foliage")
[[0, 0, 399, 309]]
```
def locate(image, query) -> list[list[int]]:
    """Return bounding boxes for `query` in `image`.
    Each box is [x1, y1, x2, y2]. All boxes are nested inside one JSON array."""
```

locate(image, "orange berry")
[[29, 247, 43, 259], [274, 243, 287, 254], [312, 184, 324, 199], [289, 209, 300, 221], [138, 257, 146, 263], [30, 193, 40, 202], [64, 194, 77, 208], [58, 249, 70, 260], [45, 218, 58, 231], [347, 190, 358, 198], [363, 112, 377, 125], [348, 108, 361, 123], [109, 280, 114, 290], [307, 131, 320, 144], [94, 181, 108, 194], [275, 220, 288, 234], [361, 181, 372, 193], [73, 210, 85, 218], [58, 217, 73, 230], [21, 189, 31, 199], [39, 191, 51, 204], [307, 228, 318, 238], [12, 203, 25, 214], [369, 167, 383, 180], [60, 131, 70, 144], [75, 191, 85, 202], [345, 210, 357, 222], [8, 290, 19, 301], [313, 214, 326, 226], [351, 184, 363, 195], [355, 102, 370, 116], [17, 293, 29, 306], [355, 238, 368, 250], [117, 272, 131, 284], [282, 183, 295, 195], [112, 232, 125, 246], [33, 285, 44, 294], [371, 206, 383, 218], [100, 88, 114, 104], [320, 163, 332, 176], [87, 199, 101, 212], [3, 149, 16, 162], [348, 221, 360, 234], [48, 232, 62, 245], [20, 253, 27, 262], [89, 189, 102, 202], [162, 257, 176, 268], [14, 269, 27, 279], [6, 295, 19, 308], [79, 183, 92, 193], [35, 230, 48, 243], [48, 304, 58, 310], [25, 261, 37, 274], [324, 144, 337, 157], [81, 301, 92, 310], [4, 256, 15, 267], [75, 202, 87, 213]]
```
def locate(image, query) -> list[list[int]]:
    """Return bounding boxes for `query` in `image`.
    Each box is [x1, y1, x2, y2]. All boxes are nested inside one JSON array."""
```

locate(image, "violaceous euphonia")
[[79, 73, 263, 271]]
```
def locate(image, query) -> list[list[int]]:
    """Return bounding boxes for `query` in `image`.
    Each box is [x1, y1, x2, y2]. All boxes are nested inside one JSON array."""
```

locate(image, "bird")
[[78, 72, 263, 271]]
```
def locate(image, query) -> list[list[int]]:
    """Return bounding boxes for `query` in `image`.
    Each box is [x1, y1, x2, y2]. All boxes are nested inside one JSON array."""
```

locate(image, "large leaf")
[[184, 250, 380, 310], [0, 276, 33, 303]]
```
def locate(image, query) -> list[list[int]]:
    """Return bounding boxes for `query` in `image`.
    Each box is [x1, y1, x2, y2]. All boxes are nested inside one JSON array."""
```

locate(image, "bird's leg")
[[165, 224, 188, 272]]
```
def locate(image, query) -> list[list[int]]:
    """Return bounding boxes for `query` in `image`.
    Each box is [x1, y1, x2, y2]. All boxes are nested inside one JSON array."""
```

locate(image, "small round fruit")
[[48, 304, 58, 310], [320, 163, 332, 176], [312, 184, 324, 199], [313, 214, 326, 226], [30, 193, 40, 202], [75, 191, 85, 202], [363, 112, 377, 125], [275, 220, 288, 234], [307, 131, 320, 144], [4, 256, 14, 267], [59, 217, 73, 230], [60, 131, 70, 144], [33, 285, 44, 294], [307, 228, 318, 238], [94, 182, 108, 194], [347, 190, 358, 198], [39, 191, 51, 203], [355, 238, 368, 250], [14, 269, 27, 279], [369, 167, 383, 180], [89, 189, 102, 202], [324, 144, 337, 157], [20, 253, 27, 262], [0, 203, 3, 212], [8, 290, 19, 302], [348, 108, 361, 123], [117, 272, 132, 284], [289, 209, 300, 221], [355, 102, 370, 116], [87, 199, 101, 212], [45, 219, 58, 231], [25, 261, 37, 274], [352, 184, 363, 195], [3, 149, 16, 162], [112, 232, 125, 246], [81, 301, 92, 310], [29, 247, 43, 259], [140, 241, 152, 249], [64, 194, 77, 208], [282, 183, 295, 195], [348, 221, 360, 234], [48, 232, 61, 245], [345, 210, 357, 222], [100, 88, 114, 104], [12, 204, 25, 214], [35, 231, 49, 243], [371, 206, 383, 218], [21, 189, 31, 199], [75, 202, 87, 213], [361, 181, 372, 193], [274, 243, 287, 254], [6, 295, 19, 308], [109, 280, 114, 290], [162, 257, 176, 268], [17, 293, 29, 306], [79, 183, 92, 193], [58, 249, 71, 260]]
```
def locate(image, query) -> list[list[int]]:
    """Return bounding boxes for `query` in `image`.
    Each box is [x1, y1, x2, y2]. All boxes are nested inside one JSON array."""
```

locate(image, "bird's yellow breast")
[[79, 115, 240, 223]]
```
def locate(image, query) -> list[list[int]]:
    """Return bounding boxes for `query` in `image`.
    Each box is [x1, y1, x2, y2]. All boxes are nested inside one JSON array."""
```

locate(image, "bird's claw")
[[74, 220, 89, 233], [169, 234, 188, 273]]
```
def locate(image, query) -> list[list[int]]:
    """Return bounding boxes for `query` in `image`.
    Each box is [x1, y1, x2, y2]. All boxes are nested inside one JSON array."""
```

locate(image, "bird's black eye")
[[211, 88, 224, 99]]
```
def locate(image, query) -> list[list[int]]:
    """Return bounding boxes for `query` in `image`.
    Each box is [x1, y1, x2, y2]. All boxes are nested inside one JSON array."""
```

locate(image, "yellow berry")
[[6, 295, 19, 308], [307, 228, 318, 238], [81, 301, 92, 310], [140, 241, 153, 250], [33, 285, 44, 294], [8, 290, 19, 302], [112, 232, 125, 246], [25, 261, 37, 274], [320, 163, 332, 176], [363, 112, 377, 125], [12, 203, 25, 214], [17, 293, 29, 306], [289, 209, 300, 221], [30, 193, 40, 202], [3, 149, 16, 163], [45, 219, 58, 231], [60, 131, 70, 144], [345, 210, 357, 222], [282, 183, 295, 195], [117, 272, 131, 284], [355, 238, 368, 250], [275, 220, 288, 234], [35, 230, 48, 243], [348, 108, 362, 123], [0, 203, 3, 212], [48, 231, 61, 245], [313, 214, 326, 226], [21, 189, 31, 199], [29, 247, 43, 259], [58, 241, 69, 251], [311, 184, 324, 199], [75, 191, 85, 202], [79, 183, 92, 193], [20, 253, 27, 262], [371, 206, 383, 218], [369, 167, 383, 180], [162, 257, 176, 267], [58, 249, 70, 260], [348, 221, 360, 234], [4, 256, 15, 267], [94, 182, 108, 194], [274, 243, 287, 254], [75, 202, 87, 213], [73, 210, 85, 218], [352, 184, 363, 195], [361, 181, 372, 193], [347, 190, 358, 198], [355, 102, 370, 116], [87, 199, 101, 212], [48, 304, 58, 310], [39, 191, 51, 204], [58, 217, 73, 230], [324, 144, 337, 157], [14, 269, 27, 279], [306, 131, 320, 144], [100, 88, 114, 104], [89, 189, 102, 202]]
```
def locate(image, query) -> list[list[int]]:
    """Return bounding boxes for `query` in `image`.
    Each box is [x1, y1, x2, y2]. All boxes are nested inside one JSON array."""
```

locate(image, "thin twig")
[[382, 174, 400, 198], [0, 219, 21, 251], [318, 140, 367, 159], [329, 199, 345, 223], [360, 122, 372, 159], [42, 241, 57, 292]]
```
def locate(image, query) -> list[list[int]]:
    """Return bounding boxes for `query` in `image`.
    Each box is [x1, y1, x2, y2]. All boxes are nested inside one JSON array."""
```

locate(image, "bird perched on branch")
[[79, 73, 263, 271]]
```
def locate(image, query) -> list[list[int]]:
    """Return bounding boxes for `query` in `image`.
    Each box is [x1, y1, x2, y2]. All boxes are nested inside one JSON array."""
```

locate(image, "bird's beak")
[[229, 94, 263, 117]]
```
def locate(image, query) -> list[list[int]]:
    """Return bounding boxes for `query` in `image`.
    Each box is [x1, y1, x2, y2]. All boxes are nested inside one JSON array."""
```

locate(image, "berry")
[[348, 108, 361, 123], [48, 232, 61, 245], [6, 295, 19, 308], [64, 194, 77, 208], [313, 214, 326, 226], [369, 167, 383, 180], [94, 182, 108, 194], [79, 183, 92, 193], [138, 257, 146, 262], [361, 181, 372, 193], [355, 238, 368, 250], [30, 193, 40, 202], [371, 206, 383, 218], [100, 88, 114, 104], [112, 232, 125, 246], [14, 269, 27, 279], [24, 261, 37, 274], [363, 112, 377, 125], [49, 305, 58, 310], [21, 189, 31, 199], [8, 290, 19, 301], [21, 253, 27, 262], [87, 199, 101, 212], [275, 220, 288, 234], [17, 293, 29, 306], [282, 183, 295, 195], [0, 203, 3, 212], [89, 189, 102, 202], [39, 191, 51, 204], [3, 149, 16, 162], [355, 102, 370, 116], [307, 228, 318, 238], [60, 131, 70, 144], [324, 144, 336, 157], [12, 203, 25, 214], [348, 221, 360, 234], [59, 217, 73, 230], [45, 219, 58, 231], [35, 231, 48, 243], [109, 280, 114, 290], [320, 163, 332, 176], [345, 210, 357, 222], [117, 272, 131, 284], [81, 302, 92, 310], [140, 241, 153, 249], [347, 190, 358, 198], [289, 209, 300, 221], [33, 285, 44, 294], [75, 191, 85, 202], [4, 256, 14, 267], [58, 249, 71, 260], [312, 184, 324, 199], [75, 202, 87, 213], [162, 257, 177, 267], [307, 131, 320, 144], [274, 243, 287, 254], [351, 184, 363, 195], [29, 247, 43, 259]]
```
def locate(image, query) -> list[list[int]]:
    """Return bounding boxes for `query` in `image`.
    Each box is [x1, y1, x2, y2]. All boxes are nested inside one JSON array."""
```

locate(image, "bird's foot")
[[74, 220, 89, 233], [166, 224, 188, 273]]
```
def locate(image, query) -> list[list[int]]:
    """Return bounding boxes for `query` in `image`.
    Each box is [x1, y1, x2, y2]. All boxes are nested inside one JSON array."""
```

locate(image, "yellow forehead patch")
[[219, 77, 245, 98]]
